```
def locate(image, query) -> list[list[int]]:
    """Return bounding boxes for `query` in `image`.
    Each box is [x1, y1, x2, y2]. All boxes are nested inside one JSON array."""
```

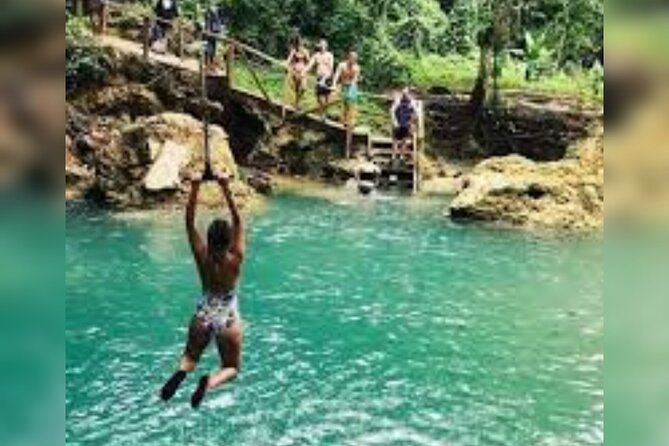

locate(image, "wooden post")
[[414, 100, 426, 193], [100, 0, 108, 35], [142, 16, 150, 61], [224, 44, 234, 90], [76, 0, 83, 17], [176, 20, 183, 58]]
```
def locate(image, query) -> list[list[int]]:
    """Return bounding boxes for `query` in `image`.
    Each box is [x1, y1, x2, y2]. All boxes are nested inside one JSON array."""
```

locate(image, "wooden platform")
[[99, 35, 202, 73]]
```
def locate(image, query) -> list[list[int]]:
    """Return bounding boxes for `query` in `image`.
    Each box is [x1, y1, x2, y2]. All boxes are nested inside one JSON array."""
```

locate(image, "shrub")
[[66, 17, 109, 94]]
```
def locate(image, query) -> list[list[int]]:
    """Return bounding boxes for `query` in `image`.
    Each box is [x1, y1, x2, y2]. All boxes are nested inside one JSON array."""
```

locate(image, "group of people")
[[149, 0, 226, 72], [140, 1, 417, 163], [284, 37, 361, 158], [284, 37, 419, 162]]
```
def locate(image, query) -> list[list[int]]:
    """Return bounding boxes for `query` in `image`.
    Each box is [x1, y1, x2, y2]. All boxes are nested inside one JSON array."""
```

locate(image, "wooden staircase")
[[368, 136, 416, 191], [367, 101, 424, 193]]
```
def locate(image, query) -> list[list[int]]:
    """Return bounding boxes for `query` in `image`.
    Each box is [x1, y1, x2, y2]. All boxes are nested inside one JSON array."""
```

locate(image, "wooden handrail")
[[237, 47, 272, 103], [219, 35, 286, 68], [283, 98, 343, 122]]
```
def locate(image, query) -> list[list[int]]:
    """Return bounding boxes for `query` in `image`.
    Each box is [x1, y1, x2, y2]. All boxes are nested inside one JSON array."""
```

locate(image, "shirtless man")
[[306, 39, 335, 119], [159, 174, 244, 409], [333, 49, 361, 158]]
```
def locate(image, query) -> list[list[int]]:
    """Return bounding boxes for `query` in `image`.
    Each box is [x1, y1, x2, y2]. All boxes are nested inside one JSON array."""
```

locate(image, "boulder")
[[76, 84, 163, 118], [449, 129, 603, 230], [74, 112, 253, 209], [325, 158, 379, 182], [66, 136, 95, 200], [143, 141, 189, 191]]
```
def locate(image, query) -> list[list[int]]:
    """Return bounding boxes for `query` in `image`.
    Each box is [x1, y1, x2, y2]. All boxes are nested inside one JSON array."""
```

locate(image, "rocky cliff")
[[448, 127, 603, 231], [66, 110, 255, 209]]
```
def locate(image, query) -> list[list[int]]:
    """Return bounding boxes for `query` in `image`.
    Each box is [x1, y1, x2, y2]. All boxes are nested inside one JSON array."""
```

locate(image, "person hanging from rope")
[[150, 0, 180, 51], [306, 39, 335, 120], [333, 48, 361, 158], [159, 171, 245, 409], [391, 87, 418, 164], [283, 35, 310, 119]]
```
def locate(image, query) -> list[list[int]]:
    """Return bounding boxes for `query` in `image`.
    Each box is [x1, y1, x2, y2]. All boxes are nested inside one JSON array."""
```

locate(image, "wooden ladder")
[[368, 136, 415, 191], [367, 100, 424, 193]]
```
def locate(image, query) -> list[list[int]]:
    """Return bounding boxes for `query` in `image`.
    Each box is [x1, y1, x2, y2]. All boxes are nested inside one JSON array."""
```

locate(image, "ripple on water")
[[66, 196, 603, 446]]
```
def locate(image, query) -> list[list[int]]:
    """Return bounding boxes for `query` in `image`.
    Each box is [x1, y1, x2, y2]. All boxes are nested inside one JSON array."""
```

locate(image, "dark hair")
[[207, 219, 232, 257], [290, 34, 302, 49]]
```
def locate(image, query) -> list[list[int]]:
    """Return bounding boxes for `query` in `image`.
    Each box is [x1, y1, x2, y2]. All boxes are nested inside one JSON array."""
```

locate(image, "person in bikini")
[[306, 39, 335, 119], [333, 49, 361, 158], [284, 35, 310, 117], [159, 174, 245, 409]]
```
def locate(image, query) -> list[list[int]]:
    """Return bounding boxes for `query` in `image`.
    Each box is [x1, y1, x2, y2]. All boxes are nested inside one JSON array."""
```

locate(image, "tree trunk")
[[461, 34, 493, 156]]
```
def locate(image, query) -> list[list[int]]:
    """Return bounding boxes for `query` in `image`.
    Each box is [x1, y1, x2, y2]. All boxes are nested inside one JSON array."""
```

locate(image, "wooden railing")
[[414, 100, 426, 192]]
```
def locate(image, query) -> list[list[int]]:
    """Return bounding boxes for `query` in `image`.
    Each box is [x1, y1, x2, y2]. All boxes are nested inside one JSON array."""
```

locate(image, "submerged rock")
[[449, 129, 603, 230], [324, 158, 379, 182]]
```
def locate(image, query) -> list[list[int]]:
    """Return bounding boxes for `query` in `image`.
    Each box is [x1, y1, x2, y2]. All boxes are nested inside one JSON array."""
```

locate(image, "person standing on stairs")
[[333, 49, 361, 158], [150, 0, 180, 50], [306, 39, 335, 120], [391, 88, 418, 164], [203, 4, 225, 73]]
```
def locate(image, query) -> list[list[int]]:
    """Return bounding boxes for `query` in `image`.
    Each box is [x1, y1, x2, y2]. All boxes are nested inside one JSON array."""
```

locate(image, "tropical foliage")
[[66, 16, 109, 93], [197, 0, 601, 99], [74, 0, 603, 101]]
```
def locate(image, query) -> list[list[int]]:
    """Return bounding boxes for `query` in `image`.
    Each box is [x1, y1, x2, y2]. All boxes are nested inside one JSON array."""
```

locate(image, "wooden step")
[[380, 178, 414, 189], [369, 145, 414, 155], [369, 136, 393, 146], [370, 148, 414, 157], [373, 160, 414, 170]]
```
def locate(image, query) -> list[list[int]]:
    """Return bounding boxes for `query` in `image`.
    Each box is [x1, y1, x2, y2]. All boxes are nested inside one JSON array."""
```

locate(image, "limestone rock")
[[143, 141, 189, 191], [76, 84, 163, 118], [449, 130, 603, 230], [325, 158, 379, 182], [71, 112, 253, 209]]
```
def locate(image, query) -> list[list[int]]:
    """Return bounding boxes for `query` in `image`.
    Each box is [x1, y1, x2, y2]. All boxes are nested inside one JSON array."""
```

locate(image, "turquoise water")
[[66, 194, 603, 446]]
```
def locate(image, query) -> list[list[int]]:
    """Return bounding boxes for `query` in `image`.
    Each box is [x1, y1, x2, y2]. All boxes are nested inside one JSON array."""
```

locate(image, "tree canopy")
[[100, 0, 602, 99], [207, 0, 602, 86]]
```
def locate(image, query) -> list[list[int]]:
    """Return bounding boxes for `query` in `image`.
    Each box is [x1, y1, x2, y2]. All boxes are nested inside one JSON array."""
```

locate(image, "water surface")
[[66, 194, 603, 445]]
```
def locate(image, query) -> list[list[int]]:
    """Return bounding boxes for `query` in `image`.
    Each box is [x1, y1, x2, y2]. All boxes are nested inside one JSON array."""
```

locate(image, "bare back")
[[198, 249, 242, 295], [186, 178, 246, 297]]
